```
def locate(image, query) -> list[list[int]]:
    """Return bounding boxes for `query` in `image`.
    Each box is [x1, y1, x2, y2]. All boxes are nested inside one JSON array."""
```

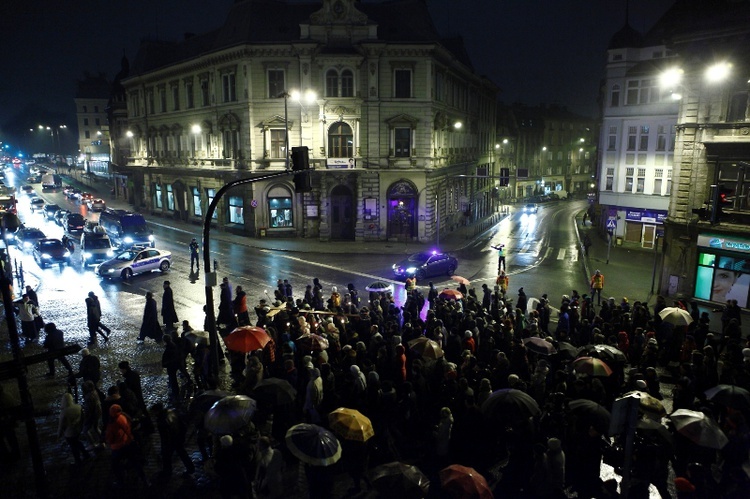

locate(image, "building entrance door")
[[330, 185, 354, 240]]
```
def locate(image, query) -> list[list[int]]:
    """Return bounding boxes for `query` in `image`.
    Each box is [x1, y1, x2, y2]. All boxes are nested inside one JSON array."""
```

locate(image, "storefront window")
[[154, 184, 162, 209], [695, 251, 750, 307], [206, 188, 217, 219], [192, 187, 202, 217], [269, 197, 293, 228], [166, 184, 175, 211], [228, 196, 244, 224]]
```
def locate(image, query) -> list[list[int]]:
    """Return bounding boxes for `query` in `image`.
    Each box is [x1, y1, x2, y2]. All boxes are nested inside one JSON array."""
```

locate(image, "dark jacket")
[[78, 355, 101, 384], [161, 287, 178, 325], [43, 327, 65, 350], [140, 295, 162, 340], [85, 296, 102, 328]]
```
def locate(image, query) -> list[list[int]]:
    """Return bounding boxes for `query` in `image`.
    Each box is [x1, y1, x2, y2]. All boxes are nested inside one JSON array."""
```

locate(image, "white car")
[[96, 246, 172, 279]]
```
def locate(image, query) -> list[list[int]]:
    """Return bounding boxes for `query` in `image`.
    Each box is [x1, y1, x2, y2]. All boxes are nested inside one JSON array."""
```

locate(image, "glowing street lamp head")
[[659, 67, 684, 88], [304, 89, 317, 104], [126, 131, 134, 138], [191, 124, 202, 134], [706, 62, 731, 83], [453, 121, 462, 129]]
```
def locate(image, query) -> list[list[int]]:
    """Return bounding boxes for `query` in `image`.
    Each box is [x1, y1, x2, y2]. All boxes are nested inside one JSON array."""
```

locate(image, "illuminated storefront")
[[695, 233, 750, 308]]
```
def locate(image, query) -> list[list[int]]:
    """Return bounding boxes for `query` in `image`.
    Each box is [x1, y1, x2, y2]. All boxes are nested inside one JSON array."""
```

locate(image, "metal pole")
[[283, 93, 290, 171], [436, 190, 440, 248], [606, 230, 612, 264], [0, 226, 48, 497], [650, 235, 661, 294], [203, 170, 295, 378]]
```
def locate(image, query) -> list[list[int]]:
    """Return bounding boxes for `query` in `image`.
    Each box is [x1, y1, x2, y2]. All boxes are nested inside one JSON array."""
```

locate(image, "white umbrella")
[[658, 307, 693, 326]]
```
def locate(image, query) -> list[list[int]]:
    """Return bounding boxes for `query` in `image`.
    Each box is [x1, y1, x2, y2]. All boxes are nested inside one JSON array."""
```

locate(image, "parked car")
[[43, 203, 61, 220], [62, 212, 86, 234], [32, 238, 71, 268], [97, 246, 172, 280], [14, 227, 47, 250], [86, 198, 106, 211], [29, 197, 45, 212], [392, 251, 458, 280]]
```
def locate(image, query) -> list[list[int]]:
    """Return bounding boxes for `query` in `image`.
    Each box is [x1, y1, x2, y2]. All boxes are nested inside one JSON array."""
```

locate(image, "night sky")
[[0, 0, 675, 142]]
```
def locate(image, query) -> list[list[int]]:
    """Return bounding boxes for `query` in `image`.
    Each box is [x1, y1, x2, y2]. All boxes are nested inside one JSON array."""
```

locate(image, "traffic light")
[[499, 167, 510, 187], [710, 183, 735, 223], [290, 146, 312, 193]]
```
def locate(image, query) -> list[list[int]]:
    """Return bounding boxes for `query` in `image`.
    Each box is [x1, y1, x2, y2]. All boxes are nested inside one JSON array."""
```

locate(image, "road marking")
[[556, 248, 566, 260], [570, 249, 579, 262]]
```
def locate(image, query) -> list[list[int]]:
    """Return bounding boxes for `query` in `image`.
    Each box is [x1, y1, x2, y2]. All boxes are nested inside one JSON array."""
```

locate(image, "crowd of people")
[[4, 270, 750, 498]]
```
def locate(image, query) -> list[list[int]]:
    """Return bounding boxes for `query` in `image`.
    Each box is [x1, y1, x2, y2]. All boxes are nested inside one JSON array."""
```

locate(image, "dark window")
[[326, 69, 338, 97], [394, 128, 411, 157], [728, 93, 748, 122], [200, 80, 209, 107], [394, 69, 411, 98], [268, 70, 285, 98], [341, 70, 354, 97]]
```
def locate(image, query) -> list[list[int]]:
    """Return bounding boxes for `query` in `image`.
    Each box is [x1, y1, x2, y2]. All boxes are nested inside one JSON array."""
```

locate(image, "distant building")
[[115, 0, 497, 241], [598, 0, 750, 306], [74, 73, 111, 173], [513, 104, 597, 200]]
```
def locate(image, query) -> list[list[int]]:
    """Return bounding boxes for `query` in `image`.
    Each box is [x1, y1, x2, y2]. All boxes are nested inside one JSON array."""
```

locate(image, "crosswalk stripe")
[[556, 248, 566, 260]]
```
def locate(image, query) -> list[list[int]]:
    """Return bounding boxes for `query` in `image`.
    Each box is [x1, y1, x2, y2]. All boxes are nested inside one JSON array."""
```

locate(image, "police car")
[[96, 245, 171, 280]]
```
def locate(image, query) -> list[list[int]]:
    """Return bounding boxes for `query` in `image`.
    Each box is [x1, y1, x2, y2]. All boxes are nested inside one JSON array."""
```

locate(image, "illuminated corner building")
[[115, 0, 497, 242], [598, 0, 750, 307], [75, 73, 112, 174]]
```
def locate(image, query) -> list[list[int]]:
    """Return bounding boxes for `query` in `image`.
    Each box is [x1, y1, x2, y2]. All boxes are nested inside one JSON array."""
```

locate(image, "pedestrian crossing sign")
[[606, 218, 616, 229]]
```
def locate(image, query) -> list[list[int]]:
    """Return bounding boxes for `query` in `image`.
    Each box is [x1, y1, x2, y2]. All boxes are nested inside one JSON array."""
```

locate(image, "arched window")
[[326, 69, 339, 97], [328, 122, 353, 158], [325, 68, 355, 98], [341, 69, 354, 97]]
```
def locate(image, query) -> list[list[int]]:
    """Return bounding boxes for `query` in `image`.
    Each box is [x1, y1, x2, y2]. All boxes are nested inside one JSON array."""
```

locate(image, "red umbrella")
[[439, 464, 493, 499], [572, 356, 613, 376], [439, 289, 463, 301], [451, 275, 470, 285], [223, 326, 271, 353]]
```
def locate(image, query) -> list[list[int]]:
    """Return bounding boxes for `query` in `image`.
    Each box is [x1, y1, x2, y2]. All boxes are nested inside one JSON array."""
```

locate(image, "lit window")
[[192, 187, 202, 217], [228, 196, 244, 224], [154, 184, 163, 209], [166, 184, 175, 211], [206, 188, 217, 219], [269, 196, 293, 228]]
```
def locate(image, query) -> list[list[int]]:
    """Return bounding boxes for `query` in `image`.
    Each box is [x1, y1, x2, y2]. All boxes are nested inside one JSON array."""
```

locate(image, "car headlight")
[[123, 237, 133, 244], [148, 235, 154, 242], [106, 268, 115, 274], [23, 241, 32, 248], [41, 253, 51, 259], [106, 250, 114, 256], [82, 252, 92, 259], [63, 251, 70, 257], [406, 267, 417, 274]]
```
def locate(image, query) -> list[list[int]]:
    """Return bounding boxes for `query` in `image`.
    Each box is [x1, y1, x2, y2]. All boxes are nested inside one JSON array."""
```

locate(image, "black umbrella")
[[578, 344, 627, 364], [370, 461, 430, 499], [252, 377, 297, 406], [522, 337, 557, 356], [705, 384, 750, 411], [481, 388, 540, 423], [555, 341, 579, 360], [567, 398, 611, 435], [285, 423, 342, 466], [204, 395, 257, 435], [366, 281, 393, 293], [189, 389, 230, 415]]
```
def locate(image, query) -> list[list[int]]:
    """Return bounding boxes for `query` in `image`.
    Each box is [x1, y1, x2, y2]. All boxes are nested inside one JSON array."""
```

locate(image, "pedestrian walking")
[[217, 277, 236, 332], [24, 285, 38, 306], [496, 271, 509, 295], [43, 323, 73, 378], [590, 269, 604, 306], [161, 335, 188, 400], [151, 403, 195, 479], [161, 281, 178, 332], [491, 243, 506, 272], [583, 233, 592, 256], [57, 392, 90, 465], [80, 380, 102, 450], [85, 291, 110, 344], [189, 237, 200, 271], [104, 404, 150, 487], [118, 361, 153, 434], [234, 285, 250, 326], [138, 291, 162, 343], [18, 294, 39, 341], [74, 348, 101, 387]]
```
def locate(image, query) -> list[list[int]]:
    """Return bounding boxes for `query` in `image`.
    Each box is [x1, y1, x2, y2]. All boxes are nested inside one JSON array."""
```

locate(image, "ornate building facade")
[[115, 0, 497, 242]]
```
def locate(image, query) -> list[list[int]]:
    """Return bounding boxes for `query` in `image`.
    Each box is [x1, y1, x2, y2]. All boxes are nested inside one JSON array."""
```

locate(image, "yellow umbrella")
[[328, 407, 375, 442]]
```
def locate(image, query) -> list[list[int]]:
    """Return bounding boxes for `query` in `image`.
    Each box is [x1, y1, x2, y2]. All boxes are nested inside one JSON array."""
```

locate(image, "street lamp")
[[191, 124, 202, 158]]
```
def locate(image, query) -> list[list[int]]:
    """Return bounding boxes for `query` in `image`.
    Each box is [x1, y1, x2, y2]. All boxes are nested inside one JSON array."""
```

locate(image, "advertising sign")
[[327, 158, 355, 169]]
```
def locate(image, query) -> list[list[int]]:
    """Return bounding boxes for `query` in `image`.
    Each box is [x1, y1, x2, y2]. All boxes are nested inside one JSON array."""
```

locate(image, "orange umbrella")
[[223, 326, 270, 353], [572, 356, 613, 376], [439, 464, 493, 499], [451, 275, 470, 285], [439, 289, 463, 300], [328, 407, 375, 442]]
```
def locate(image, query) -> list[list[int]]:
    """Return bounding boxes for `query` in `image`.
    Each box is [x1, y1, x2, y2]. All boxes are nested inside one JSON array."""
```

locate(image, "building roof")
[[607, 22, 644, 50], [75, 73, 111, 99], [129, 0, 471, 76], [645, 0, 750, 47]]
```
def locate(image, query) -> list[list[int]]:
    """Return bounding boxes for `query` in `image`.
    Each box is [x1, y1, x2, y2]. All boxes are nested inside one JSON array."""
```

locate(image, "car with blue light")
[[96, 246, 171, 280], [392, 251, 458, 280]]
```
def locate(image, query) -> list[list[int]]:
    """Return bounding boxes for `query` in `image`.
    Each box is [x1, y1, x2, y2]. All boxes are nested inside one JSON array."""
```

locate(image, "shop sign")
[[698, 233, 750, 253], [624, 209, 667, 224], [327, 158, 355, 169]]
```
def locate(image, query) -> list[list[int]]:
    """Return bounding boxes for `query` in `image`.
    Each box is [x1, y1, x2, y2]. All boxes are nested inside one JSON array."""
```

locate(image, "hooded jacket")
[[105, 404, 133, 450]]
